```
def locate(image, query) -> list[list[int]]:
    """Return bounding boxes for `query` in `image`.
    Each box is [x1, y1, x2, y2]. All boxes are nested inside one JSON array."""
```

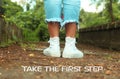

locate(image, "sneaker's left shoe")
[[62, 37, 84, 58]]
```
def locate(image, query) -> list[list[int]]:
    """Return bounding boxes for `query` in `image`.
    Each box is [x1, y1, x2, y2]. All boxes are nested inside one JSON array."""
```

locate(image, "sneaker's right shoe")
[[43, 37, 61, 57]]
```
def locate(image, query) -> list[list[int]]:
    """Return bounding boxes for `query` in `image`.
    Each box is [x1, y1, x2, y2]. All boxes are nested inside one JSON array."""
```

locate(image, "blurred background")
[[0, 0, 120, 45]]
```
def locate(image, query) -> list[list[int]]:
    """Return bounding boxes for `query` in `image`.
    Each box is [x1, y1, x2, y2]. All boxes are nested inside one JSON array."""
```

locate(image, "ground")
[[0, 42, 120, 79]]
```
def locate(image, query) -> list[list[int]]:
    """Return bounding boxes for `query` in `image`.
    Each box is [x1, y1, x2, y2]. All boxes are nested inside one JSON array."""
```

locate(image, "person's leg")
[[48, 22, 60, 37], [43, 0, 62, 57], [44, 0, 62, 37], [65, 23, 77, 38], [62, 0, 83, 58]]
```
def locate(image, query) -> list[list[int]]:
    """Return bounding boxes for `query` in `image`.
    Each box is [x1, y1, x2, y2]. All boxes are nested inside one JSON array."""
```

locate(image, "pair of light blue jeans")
[[44, 0, 80, 27]]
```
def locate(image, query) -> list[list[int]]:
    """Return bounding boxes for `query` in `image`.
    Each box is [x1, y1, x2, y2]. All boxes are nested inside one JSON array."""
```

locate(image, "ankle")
[[65, 37, 76, 46], [49, 37, 60, 47], [50, 37, 59, 41]]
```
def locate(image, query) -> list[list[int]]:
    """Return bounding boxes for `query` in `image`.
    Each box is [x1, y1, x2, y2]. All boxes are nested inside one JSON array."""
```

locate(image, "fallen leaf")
[[29, 53, 35, 57], [23, 48, 26, 51], [43, 59, 47, 61], [36, 76, 40, 79], [50, 61, 54, 64], [33, 61, 38, 64], [58, 65, 62, 67], [105, 70, 112, 75], [7, 51, 10, 53]]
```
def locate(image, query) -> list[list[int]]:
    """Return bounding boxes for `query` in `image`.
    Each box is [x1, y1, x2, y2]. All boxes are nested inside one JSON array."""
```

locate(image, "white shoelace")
[[48, 39, 59, 48], [65, 40, 77, 50]]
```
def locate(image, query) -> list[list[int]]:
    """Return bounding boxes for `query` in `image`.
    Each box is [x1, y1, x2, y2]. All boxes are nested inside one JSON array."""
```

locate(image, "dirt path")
[[0, 42, 120, 79]]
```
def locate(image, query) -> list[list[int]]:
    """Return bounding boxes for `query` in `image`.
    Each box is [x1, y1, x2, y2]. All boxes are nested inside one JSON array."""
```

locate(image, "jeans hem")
[[45, 18, 62, 23], [62, 20, 79, 26]]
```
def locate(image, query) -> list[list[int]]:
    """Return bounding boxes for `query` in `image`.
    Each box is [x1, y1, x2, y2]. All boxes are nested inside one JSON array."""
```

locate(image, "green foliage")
[[18, 1, 49, 41], [20, 43, 37, 50], [37, 23, 49, 41], [112, 2, 120, 20], [3, 0, 49, 42], [91, 0, 120, 22], [60, 29, 66, 42], [0, 39, 16, 47], [2, 0, 23, 18], [2, 0, 120, 42], [80, 0, 120, 28], [1, 0, 49, 42], [22, 28, 39, 42], [80, 9, 108, 28]]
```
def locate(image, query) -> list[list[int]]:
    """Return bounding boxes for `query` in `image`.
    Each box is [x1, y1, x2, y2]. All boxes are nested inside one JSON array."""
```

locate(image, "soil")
[[0, 42, 120, 79]]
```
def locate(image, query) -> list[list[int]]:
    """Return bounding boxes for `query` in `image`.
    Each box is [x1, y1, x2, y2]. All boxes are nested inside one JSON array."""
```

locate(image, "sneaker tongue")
[[49, 37, 60, 47], [66, 37, 76, 43], [50, 37, 59, 40], [65, 37, 76, 47]]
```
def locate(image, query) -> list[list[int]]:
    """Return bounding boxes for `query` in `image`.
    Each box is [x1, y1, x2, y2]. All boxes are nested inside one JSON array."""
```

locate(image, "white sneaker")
[[43, 37, 61, 57], [63, 37, 84, 58]]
